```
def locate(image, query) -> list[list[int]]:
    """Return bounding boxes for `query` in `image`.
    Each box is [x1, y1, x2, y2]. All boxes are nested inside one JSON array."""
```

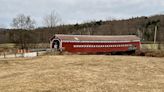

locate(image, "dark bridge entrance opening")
[[52, 40, 60, 50]]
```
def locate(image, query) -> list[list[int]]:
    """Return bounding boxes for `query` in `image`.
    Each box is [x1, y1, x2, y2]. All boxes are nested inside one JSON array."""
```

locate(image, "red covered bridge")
[[50, 34, 141, 54]]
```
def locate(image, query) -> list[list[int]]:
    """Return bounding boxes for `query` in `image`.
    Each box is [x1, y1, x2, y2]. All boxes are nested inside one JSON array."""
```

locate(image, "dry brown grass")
[[0, 55, 164, 92]]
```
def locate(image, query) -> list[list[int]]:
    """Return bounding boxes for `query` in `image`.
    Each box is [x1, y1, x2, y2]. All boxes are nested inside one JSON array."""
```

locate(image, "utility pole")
[[137, 29, 141, 38], [154, 26, 157, 44]]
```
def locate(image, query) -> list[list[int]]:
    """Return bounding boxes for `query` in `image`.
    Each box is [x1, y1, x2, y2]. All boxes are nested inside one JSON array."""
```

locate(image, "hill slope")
[[0, 15, 164, 44]]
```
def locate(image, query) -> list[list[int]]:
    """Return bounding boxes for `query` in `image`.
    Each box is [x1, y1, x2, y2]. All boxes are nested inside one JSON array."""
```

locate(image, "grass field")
[[0, 55, 164, 92]]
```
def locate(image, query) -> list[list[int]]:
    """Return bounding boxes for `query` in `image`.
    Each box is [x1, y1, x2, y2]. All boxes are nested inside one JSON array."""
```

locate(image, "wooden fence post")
[[15, 52, 17, 58], [3, 52, 6, 58], [37, 51, 39, 56]]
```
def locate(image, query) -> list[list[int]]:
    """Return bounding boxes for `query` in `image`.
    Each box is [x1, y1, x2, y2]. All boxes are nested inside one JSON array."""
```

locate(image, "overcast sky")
[[0, 0, 164, 28]]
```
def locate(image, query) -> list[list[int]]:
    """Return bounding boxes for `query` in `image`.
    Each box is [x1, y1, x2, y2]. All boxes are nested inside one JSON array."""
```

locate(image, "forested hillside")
[[0, 14, 164, 46]]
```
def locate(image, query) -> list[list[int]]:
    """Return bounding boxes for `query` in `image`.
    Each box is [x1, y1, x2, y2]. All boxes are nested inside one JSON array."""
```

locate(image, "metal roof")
[[51, 34, 140, 41]]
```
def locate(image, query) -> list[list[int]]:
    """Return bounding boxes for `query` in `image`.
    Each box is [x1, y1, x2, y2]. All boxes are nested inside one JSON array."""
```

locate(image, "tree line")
[[0, 13, 164, 49]]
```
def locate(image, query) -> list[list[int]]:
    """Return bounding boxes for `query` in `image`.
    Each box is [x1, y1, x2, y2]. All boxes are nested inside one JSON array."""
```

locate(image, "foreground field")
[[0, 55, 164, 92]]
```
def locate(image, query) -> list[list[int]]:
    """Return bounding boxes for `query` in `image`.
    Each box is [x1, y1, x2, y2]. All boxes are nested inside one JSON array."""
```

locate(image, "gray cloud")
[[0, 0, 164, 28]]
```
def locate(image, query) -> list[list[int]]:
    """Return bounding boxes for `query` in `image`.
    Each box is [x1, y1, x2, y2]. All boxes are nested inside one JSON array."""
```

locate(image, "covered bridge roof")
[[51, 34, 140, 41]]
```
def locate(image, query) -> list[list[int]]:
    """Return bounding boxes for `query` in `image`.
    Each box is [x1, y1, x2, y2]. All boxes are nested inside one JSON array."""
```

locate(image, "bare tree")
[[10, 14, 36, 49], [43, 10, 61, 28], [11, 14, 36, 30]]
